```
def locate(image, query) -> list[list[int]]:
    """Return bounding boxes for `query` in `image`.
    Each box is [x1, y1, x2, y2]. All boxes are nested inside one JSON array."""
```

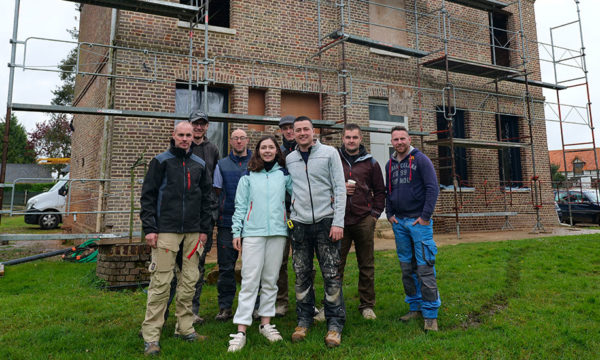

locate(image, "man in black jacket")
[[165, 111, 220, 326], [140, 121, 213, 356]]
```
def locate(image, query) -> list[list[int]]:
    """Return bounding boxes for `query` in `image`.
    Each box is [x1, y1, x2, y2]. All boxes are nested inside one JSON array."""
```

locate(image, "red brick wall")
[[66, 5, 113, 233], [71, 0, 556, 234]]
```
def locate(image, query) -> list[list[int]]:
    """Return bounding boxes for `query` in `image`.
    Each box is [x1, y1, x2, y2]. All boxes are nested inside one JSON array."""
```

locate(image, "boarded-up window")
[[369, 0, 407, 48], [248, 89, 266, 131], [281, 93, 321, 134]]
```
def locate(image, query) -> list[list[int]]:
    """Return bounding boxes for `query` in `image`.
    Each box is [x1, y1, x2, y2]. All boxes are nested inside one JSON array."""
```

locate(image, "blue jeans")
[[392, 218, 441, 319], [292, 218, 346, 332]]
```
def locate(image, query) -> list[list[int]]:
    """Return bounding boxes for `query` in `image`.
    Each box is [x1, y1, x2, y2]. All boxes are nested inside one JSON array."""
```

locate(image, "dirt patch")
[[3, 223, 599, 264], [372, 223, 600, 252]]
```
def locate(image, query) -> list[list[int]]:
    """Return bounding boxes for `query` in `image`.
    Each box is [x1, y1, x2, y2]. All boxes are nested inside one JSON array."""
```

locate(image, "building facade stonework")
[[67, 0, 557, 235]]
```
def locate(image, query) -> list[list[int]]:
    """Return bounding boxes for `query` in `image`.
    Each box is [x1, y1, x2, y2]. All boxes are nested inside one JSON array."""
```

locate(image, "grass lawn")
[[0, 215, 63, 234], [1, 234, 599, 359], [0, 215, 66, 262]]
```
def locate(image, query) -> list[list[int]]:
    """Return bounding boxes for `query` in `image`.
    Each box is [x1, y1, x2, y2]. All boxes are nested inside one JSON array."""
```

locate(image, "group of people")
[[139, 111, 441, 355]]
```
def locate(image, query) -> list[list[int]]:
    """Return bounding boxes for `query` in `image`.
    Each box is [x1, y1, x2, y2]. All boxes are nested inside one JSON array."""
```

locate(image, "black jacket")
[[191, 138, 220, 221], [140, 142, 214, 235], [191, 137, 220, 178]]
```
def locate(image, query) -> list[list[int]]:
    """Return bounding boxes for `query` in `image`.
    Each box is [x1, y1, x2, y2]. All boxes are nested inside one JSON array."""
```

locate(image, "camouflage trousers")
[[291, 218, 346, 332]]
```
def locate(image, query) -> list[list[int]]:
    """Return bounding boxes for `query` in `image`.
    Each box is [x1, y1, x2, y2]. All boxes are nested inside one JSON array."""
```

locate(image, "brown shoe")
[[192, 314, 205, 325], [175, 332, 208, 342], [215, 308, 233, 321], [324, 330, 341, 348], [143, 341, 160, 356], [291, 326, 308, 343], [400, 311, 422, 322], [424, 318, 439, 331]]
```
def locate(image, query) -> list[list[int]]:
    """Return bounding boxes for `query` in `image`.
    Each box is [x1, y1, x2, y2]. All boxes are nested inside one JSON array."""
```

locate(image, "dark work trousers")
[[216, 226, 239, 310], [277, 236, 317, 307], [292, 218, 346, 333], [339, 215, 376, 311], [164, 226, 214, 320], [276, 236, 291, 306]]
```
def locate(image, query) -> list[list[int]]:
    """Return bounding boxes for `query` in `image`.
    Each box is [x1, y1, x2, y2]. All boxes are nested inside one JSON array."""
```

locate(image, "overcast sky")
[[1, 0, 598, 150]]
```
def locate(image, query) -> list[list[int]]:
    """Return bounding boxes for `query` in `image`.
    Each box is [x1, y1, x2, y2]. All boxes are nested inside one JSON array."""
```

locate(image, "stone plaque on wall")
[[388, 85, 413, 117]]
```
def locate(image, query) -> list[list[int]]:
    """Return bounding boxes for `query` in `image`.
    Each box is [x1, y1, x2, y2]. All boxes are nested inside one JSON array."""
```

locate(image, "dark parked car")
[[555, 189, 600, 225]]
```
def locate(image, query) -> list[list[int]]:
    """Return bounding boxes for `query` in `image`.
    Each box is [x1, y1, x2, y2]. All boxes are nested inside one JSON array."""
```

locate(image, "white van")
[[24, 175, 69, 229]]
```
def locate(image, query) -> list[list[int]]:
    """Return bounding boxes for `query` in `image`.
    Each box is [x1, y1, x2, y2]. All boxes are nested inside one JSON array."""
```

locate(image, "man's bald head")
[[172, 121, 193, 151], [230, 128, 249, 156]]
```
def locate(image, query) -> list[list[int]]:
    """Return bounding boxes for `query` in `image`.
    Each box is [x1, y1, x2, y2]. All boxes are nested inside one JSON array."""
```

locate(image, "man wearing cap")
[[274, 115, 297, 317], [139, 121, 212, 355], [189, 110, 220, 324]]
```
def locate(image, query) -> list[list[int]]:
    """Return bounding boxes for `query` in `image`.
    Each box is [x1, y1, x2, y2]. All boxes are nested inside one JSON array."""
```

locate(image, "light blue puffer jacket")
[[231, 163, 293, 239]]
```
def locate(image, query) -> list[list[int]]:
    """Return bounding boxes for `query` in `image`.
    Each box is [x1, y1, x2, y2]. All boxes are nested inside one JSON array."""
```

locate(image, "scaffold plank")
[[329, 31, 428, 58], [10, 103, 335, 127], [445, 0, 508, 12], [505, 77, 567, 90], [425, 138, 529, 149], [434, 211, 517, 218], [64, 0, 200, 21], [421, 56, 523, 79]]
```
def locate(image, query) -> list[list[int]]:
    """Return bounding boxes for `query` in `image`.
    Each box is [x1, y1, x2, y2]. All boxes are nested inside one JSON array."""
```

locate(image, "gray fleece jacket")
[[286, 140, 346, 228]]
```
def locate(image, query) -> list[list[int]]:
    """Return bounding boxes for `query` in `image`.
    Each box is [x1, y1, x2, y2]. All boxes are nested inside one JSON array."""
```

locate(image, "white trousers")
[[233, 235, 286, 326]]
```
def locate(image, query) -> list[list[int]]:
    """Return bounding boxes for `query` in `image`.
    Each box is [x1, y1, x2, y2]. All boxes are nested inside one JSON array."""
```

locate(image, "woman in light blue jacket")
[[227, 135, 293, 352]]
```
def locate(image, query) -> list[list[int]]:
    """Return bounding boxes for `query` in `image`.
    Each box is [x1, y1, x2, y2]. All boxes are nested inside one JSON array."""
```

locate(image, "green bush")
[[13, 182, 55, 192]]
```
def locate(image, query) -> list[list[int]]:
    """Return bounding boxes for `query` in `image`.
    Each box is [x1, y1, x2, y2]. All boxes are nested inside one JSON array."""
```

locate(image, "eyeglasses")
[[231, 136, 247, 141]]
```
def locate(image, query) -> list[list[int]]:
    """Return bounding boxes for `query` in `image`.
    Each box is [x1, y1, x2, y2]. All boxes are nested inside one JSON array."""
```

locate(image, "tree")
[[28, 115, 72, 160], [0, 114, 36, 164], [551, 163, 567, 182], [51, 47, 76, 106]]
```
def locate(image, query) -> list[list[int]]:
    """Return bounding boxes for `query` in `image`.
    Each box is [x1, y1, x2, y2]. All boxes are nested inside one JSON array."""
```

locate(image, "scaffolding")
[[311, 0, 595, 236], [1, 0, 595, 237]]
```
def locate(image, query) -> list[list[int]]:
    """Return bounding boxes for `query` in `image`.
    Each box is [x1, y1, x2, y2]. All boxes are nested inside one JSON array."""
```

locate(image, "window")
[[436, 108, 467, 187], [369, 98, 406, 180], [573, 158, 585, 176], [248, 89, 266, 131], [369, 0, 408, 54], [369, 98, 407, 128], [489, 12, 510, 67], [175, 85, 229, 155], [497, 115, 523, 187], [180, 0, 229, 28]]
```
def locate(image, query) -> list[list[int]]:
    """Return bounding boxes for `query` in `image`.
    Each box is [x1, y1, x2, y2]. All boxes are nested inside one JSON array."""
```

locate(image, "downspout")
[[96, 8, 118, 232]]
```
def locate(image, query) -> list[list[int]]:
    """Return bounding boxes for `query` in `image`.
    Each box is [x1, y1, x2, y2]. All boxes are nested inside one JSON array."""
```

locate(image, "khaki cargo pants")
[[141, 232, 201, 342]]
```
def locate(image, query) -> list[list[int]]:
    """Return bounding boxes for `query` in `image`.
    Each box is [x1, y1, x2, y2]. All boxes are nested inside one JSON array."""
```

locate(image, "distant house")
[[0, 164, 53, 184], [548, 149, 600, 186]]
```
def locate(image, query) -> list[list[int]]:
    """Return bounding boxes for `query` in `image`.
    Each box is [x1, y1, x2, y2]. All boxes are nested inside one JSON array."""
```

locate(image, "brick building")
[[66, 0, 557, 235]]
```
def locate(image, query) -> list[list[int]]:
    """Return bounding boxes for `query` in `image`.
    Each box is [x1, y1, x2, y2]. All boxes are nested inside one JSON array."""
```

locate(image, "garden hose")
[[61, 239, 99, 263]]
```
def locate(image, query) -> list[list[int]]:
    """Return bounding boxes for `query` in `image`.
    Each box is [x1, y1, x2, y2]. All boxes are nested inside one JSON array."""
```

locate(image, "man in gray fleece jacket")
[[286, 116, 347, 348]]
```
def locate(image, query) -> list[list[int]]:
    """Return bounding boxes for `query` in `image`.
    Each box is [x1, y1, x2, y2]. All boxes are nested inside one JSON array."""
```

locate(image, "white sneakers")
[[227, 332, 246, 352], [259, 323, 283, 342], [227, 324, 282, 352]]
